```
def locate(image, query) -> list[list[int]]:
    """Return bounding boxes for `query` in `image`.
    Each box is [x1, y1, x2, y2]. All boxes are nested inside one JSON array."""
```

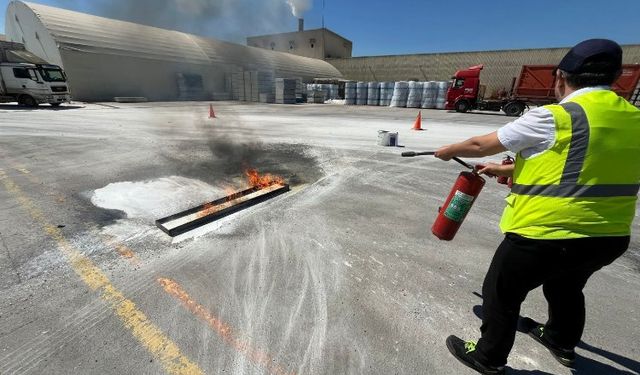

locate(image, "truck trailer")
[[446, 64, 640, 116], [0, 41, 71, 107]]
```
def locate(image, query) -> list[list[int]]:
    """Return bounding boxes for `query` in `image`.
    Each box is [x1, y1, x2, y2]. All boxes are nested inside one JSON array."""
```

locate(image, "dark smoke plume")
[[80, 0, 298, 43]]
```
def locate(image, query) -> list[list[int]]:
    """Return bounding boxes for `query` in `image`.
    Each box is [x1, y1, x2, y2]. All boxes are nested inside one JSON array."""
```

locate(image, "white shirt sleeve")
[[497, 107, 556, 158]]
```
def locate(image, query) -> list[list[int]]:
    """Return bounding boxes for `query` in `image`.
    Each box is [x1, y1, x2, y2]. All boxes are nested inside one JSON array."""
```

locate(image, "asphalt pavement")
[[1, 101, 638, 374]]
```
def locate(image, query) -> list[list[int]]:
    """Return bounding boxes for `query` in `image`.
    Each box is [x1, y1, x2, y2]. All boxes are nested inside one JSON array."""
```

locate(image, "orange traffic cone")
[[412, 111, 423, 130], [208, 104, 217, 119]]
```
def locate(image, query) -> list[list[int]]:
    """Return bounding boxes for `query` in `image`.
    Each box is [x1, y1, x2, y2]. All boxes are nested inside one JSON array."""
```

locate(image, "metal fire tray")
[[156, 183, 290, 237]]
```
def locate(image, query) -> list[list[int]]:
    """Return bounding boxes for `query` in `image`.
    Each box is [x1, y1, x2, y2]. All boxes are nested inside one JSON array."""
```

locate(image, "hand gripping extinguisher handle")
[[497, 155, 515, 185]]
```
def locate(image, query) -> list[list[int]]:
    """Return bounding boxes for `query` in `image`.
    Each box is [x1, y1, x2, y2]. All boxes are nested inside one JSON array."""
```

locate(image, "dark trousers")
[[476, 233, 629, 366]]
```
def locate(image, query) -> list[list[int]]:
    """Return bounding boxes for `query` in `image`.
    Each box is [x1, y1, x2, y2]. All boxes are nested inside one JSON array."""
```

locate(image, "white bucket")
[[377, 130, 398, 146]]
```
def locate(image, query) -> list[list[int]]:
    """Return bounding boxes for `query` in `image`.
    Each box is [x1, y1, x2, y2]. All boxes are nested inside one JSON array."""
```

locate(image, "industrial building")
[[244, 18, 640, 100], [3, 1, 342, 101], [247, 25, 640, 100], [327, 46, 640, 98], [247, 20, 352, 60], [0, 33, 6, 41]]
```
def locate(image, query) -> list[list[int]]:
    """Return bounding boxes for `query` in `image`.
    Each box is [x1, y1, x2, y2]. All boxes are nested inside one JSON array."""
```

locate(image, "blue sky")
[[1, 0, 639, 57]]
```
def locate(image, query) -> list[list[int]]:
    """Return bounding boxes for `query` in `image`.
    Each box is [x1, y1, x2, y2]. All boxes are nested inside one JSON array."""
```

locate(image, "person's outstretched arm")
[[434, 132, 507, 161]]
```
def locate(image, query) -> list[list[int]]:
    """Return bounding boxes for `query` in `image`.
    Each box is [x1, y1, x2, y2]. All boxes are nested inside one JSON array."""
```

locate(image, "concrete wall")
[[329, 46, 640, 97], [57, 49, 229, 101], [247, 28, 352, 60]]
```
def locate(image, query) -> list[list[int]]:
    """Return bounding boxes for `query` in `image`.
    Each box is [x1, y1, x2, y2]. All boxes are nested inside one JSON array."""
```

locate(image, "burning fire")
[[245, 169, 284, 188], [194, 169, 284, 219]]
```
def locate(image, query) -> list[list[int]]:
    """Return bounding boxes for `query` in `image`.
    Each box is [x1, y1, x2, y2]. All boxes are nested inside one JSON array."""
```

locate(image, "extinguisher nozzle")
[[401, 151, 436, 157]]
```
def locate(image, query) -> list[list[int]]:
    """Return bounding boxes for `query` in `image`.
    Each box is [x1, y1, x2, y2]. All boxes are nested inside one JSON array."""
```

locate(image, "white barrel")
[[407, 81, 424, 108], [390, 81, 409, 107], [356, 82, 368, 105], [367, 82, 380, 106], [379, 82, 395, 106], [421, 81, 438, 109], [345, 81, 357, 105], [435, 81, 450, 109]]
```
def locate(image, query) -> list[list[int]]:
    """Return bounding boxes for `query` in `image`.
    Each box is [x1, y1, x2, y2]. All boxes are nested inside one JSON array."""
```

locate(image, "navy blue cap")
[[557, 39, 622, 74]]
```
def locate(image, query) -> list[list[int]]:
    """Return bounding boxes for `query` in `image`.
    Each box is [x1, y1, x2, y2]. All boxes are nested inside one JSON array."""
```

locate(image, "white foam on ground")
[[91, 176, 227, 220]]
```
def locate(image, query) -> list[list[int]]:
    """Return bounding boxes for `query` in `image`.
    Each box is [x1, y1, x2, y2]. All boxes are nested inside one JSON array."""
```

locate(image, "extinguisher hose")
[[452, 157, 475, 170], [401, 151, 475, 171]]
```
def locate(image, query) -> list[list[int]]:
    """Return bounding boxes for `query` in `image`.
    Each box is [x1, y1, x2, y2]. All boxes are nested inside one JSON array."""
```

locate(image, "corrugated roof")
[[2, 49, 48, 64], [23, 1, 342, 77], [0, 40, 48, 63]]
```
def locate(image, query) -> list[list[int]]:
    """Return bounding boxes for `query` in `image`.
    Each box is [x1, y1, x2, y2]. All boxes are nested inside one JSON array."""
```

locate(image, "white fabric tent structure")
[[4, 1, 343, 101]]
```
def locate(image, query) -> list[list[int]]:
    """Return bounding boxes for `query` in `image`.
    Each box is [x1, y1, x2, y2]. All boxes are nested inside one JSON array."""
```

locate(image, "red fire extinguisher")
[[401, 151, 486, 241], [431, 169, 486, 241]]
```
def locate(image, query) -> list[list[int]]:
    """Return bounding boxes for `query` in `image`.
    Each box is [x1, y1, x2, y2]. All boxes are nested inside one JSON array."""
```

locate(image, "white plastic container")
[[378, 130, 398, 146]]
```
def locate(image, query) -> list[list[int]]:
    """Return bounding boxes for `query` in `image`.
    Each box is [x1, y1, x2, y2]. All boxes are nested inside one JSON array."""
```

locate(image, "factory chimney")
[[298, 18, 304, 32]]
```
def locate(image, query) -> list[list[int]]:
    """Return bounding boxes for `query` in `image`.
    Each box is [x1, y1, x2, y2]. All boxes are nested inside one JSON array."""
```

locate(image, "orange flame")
[[196, 202, 216, 218], [245, 169, 284, 189], [195, 170, 284, 219]]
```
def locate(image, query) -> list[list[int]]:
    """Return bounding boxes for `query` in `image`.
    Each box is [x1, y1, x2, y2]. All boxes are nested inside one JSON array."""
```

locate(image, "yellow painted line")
[[0, 170, 204, 375], [10, 162, 66, 203], [158, 278, 296, 375]]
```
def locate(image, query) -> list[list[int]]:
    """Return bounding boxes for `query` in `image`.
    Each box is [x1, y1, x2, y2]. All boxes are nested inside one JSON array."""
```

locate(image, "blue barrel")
[[356, 82, 368, 105], [407, 81, 424, 108], [435, 81, 450, 109], [345, 82, 357, 105], [367, 82, 380, 106], [390, 81, 409, 107], [421, 81, 438, 109]]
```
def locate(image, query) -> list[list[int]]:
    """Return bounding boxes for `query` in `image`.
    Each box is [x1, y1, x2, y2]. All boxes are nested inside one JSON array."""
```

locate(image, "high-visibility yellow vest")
[[500, 90, 640, 239]]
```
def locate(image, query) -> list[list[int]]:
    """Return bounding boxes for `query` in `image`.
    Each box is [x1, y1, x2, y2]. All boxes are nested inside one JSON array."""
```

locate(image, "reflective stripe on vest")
[[510, 102, 640, 197]]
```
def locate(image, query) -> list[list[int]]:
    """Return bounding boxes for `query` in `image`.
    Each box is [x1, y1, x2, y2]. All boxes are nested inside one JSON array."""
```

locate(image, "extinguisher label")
[[444, 191, 475, 222]]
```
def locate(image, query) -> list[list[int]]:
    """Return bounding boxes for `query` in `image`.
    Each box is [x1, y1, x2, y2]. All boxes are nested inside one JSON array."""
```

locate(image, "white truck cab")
[[0, 62, 71, 107]]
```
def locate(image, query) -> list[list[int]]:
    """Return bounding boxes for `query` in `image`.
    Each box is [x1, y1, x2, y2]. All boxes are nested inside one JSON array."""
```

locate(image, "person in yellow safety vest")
[[434, 39, 640, 375]]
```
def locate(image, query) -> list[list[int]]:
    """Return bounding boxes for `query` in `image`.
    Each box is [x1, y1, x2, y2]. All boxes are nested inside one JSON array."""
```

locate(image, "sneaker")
[[446, 335, 505, 375], [528, 325, 576, 368]]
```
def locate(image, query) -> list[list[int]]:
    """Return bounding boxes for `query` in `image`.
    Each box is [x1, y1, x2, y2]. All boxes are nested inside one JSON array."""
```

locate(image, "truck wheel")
[[455, 100, 470, 113], [503, 101, 525, 117], [19, 95, 38, 108]]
